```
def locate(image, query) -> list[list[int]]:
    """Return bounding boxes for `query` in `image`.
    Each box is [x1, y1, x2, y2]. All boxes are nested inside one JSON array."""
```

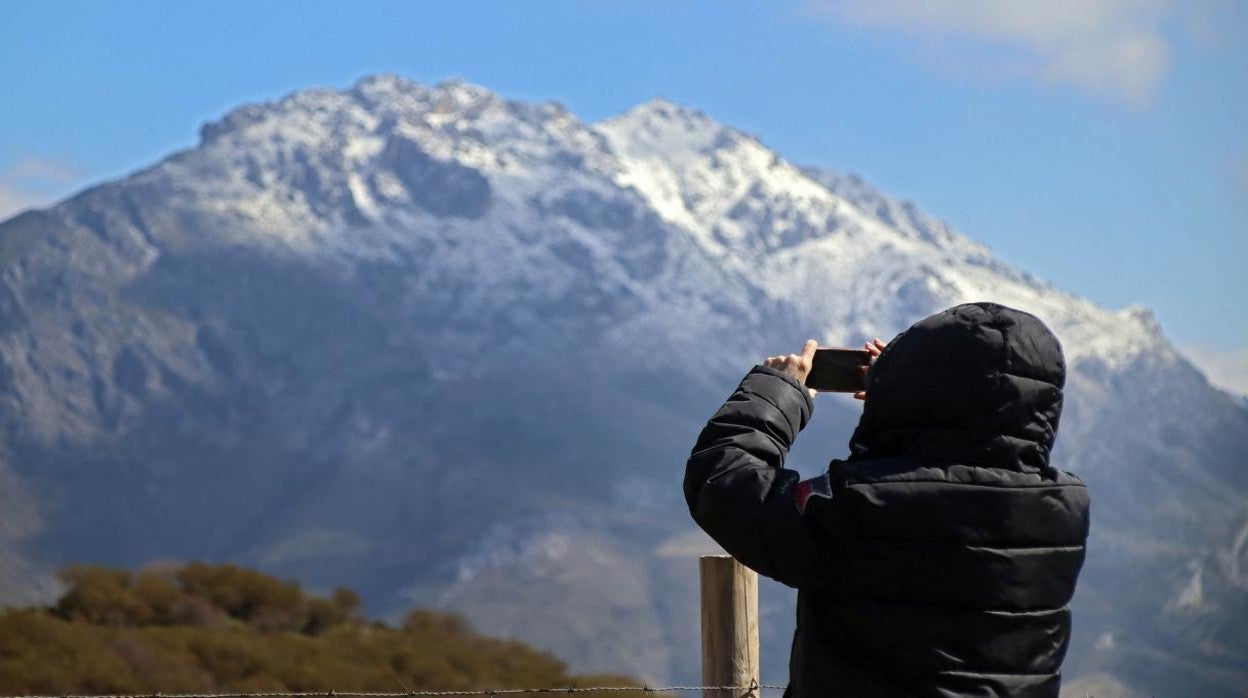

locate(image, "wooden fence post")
[[700, 555, 759, 698]]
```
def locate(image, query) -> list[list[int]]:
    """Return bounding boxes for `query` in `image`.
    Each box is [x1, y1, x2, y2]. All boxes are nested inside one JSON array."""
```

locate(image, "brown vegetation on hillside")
[[0, 563, 648, 695]]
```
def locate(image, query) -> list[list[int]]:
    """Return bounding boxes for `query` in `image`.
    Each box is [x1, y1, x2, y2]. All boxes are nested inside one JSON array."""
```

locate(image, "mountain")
[[1, 75, 1245, 695]]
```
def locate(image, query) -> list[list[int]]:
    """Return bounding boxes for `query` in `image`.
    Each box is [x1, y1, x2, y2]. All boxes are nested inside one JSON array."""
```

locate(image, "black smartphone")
[[805, 347, 871, 392]]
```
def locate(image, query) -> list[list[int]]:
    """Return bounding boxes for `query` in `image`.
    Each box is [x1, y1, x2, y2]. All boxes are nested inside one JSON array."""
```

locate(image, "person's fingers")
[[874, 338, 887, 349], [853, 391, 866, 400], [808, 388, 818, 399], [800, 339, 817, 362]]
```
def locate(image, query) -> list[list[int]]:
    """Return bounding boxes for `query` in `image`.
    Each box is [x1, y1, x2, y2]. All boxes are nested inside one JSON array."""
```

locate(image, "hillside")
[[0, 563, 645, 694]]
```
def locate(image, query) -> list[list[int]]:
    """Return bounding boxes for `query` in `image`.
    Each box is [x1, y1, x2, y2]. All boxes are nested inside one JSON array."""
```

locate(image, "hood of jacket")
[[848, 302, 1066, 472]]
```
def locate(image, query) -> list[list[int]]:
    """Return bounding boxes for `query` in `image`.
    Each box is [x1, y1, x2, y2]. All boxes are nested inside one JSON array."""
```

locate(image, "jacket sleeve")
[[684, 364, 841, 589]]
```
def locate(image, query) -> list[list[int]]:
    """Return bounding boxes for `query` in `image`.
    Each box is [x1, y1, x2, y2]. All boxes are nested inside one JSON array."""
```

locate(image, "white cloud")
[[6, 157, 82, 183], [0, 186, 44, 221], [0, 157, 85, 221], [1182, 344, 1248, 396], [808, 0, 1178, 103]]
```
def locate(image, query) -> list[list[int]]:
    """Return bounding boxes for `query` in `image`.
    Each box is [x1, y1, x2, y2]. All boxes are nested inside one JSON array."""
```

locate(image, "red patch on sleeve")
[[794, 474, 833, 513], [794, 479, 813, 513]]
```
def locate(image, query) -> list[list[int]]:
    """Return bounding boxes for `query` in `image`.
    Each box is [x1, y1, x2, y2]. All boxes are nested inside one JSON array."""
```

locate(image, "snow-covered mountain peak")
[[197, 81, 376, 151], [197, 75, 529, 155], [348, 75, 577, 137], [348, 74, 502, 113], [596, 100, 845, 255], [173, 77, 1179, 373], [1122, 305, 1163, 334], [164, 77, 611, 255], [348, 73, 435, 113], [597, 98, 739, 161]]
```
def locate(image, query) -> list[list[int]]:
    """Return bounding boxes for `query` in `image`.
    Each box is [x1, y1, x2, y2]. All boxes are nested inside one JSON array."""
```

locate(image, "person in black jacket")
[[684, 302, 1090, 697]]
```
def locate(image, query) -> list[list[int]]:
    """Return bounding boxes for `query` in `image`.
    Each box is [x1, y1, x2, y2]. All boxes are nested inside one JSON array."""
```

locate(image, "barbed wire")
[[0, 685, 789, 698], [0, 689, 789, 698]]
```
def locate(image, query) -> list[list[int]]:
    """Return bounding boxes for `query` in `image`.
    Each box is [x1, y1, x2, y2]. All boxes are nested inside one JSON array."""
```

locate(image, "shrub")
[[0, 562, 654, 696]]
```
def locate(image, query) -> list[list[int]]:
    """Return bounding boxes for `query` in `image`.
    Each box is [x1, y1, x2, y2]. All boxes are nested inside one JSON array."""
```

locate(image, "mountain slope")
[[0, 75, 1244, 694]]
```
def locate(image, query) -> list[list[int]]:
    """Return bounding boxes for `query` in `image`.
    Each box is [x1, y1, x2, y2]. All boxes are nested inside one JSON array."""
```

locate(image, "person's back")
[[684, 302, 1090, 697]]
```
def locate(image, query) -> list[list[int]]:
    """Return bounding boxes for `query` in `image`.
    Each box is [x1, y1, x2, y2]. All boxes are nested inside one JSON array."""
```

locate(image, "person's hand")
[[853, 338, 888, 401], [764, 339, 819, 399]]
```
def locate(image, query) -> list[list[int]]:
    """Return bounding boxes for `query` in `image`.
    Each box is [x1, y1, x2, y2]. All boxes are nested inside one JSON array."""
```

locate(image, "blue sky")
[[2, 1, 1246, 388]]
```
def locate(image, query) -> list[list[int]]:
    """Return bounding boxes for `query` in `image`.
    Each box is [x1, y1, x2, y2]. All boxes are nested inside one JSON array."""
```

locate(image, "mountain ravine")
[[0, 75, 1245, 696]]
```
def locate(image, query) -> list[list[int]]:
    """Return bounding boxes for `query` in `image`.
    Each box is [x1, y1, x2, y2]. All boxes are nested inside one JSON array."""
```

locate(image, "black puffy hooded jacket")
[[684, 302, 1090, 697]]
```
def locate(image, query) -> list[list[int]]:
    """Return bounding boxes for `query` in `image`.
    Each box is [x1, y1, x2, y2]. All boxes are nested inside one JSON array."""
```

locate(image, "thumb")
[[801, 338, 817, 362]]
